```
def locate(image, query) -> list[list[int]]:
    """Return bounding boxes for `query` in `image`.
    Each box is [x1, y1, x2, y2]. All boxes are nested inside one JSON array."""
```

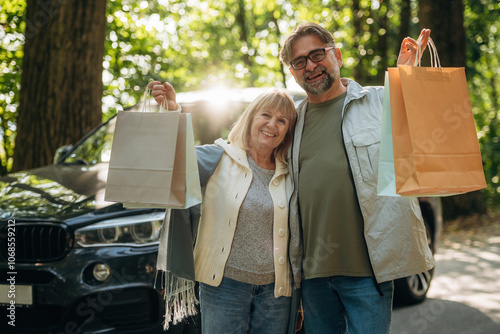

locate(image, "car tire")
[[393, 217, 435, 306]]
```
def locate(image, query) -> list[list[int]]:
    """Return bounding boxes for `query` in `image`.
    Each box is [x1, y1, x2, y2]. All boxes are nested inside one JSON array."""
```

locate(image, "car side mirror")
[[53, 145, 73, 164]]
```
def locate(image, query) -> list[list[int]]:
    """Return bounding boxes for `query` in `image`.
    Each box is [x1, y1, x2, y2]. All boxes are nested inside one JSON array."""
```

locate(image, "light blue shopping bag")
[[377, 72, 400, 197]]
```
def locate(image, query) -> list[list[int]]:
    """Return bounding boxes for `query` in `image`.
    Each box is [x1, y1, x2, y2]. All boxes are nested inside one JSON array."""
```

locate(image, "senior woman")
[[149, 81, 297, 334]]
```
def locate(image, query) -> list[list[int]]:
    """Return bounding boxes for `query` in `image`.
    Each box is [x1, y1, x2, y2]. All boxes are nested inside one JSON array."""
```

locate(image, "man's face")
[[289, 34, 343, 97]]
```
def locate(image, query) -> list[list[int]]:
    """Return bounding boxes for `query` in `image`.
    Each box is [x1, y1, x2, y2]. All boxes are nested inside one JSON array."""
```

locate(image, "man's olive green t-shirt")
[[298, 92, 372, 279]]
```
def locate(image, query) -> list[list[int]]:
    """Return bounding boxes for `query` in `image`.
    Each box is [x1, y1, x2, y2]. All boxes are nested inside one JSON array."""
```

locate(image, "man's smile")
[[305, 70, 326, 82]]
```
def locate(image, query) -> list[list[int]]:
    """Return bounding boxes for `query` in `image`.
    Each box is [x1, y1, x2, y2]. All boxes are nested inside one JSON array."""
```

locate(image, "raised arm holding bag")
[[104, 87, 201, 208]]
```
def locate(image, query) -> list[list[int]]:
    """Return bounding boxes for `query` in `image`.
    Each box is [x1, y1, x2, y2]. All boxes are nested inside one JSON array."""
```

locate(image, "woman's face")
[[249, 108, 290, 154]]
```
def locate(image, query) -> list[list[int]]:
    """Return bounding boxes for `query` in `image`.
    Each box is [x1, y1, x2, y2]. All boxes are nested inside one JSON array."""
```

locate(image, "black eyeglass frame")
[[290, 46, 335, 70]]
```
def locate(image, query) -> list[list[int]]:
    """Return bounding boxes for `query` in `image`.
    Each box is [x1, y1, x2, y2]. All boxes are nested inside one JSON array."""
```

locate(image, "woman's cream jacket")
[[194, 138, 293, 297]]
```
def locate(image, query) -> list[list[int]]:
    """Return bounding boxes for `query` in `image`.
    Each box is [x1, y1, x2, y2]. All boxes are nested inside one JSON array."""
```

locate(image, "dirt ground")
[[441, 208, 500, 249]]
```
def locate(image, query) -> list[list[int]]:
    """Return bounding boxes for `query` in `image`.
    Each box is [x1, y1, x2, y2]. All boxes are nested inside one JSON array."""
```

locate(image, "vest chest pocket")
[[351, 130, 380, 182]]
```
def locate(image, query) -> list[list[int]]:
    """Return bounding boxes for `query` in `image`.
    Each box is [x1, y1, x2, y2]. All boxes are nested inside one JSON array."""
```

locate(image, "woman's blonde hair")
[[228, 88, 297, 165]]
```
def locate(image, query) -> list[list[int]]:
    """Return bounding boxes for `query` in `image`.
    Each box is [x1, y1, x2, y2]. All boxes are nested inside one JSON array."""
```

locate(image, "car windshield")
[[62, 117, 116, 166]]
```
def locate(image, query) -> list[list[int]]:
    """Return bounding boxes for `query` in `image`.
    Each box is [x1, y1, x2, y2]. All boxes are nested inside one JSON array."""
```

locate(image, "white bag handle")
[[414, 37, 441, 68], [143, 86, 170, 113]]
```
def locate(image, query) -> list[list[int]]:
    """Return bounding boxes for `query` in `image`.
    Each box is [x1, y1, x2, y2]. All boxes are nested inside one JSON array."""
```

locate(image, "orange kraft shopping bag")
[[388, 38, 486, 196]]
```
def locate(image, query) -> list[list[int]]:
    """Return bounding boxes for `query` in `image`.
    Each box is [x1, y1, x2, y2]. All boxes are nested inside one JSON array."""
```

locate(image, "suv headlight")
[[75, 211, 164, 247]]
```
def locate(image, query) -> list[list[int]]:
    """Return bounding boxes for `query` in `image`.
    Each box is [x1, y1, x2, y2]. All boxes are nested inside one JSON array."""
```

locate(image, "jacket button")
[[278, 286, 284, 295], [278, 257, 285, 265], [273, 179, 280, 186], [278, 200, 285, 208], [278, 228, 285, 237]]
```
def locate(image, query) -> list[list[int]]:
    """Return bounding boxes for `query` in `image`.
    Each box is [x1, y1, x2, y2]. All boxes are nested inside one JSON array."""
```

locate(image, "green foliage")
[[0, 0, 25, 175], [464, 0, 500, 206], [2, 0, 500, 209], [0, 0, 424, 173], [102, 0, 294, 119]]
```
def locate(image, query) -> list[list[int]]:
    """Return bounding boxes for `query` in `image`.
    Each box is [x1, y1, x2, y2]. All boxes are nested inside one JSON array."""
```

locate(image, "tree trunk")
[[418, 0, 466, 67], [398, 0, 411, 46], [418, 0, 486, 218], [376, 0, 389, 84], [13, 0, 106, 171], [351, 0, 362, 83], [270, 15, 287, 88], [235, 0, 256, 86]]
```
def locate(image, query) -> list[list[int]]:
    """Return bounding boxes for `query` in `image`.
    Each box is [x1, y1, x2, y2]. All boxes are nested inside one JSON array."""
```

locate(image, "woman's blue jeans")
[[200, 277, 291, 334], [302, 276, 394, 334]]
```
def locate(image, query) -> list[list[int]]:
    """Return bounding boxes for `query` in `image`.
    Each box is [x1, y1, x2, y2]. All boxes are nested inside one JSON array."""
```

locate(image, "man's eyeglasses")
[[290, 47, 335, 70]]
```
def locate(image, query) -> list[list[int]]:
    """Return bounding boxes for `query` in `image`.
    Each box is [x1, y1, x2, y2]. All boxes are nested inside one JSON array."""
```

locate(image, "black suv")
[[0, 88, 441, 333]]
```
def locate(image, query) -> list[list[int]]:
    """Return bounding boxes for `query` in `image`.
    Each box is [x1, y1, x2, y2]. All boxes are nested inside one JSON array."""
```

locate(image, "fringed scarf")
[[154, 143, 225, 330], [155, 208, 200, 330]]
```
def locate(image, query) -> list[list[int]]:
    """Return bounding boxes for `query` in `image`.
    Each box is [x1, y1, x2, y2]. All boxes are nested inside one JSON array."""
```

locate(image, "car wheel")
[[393, 218, 434, 306]]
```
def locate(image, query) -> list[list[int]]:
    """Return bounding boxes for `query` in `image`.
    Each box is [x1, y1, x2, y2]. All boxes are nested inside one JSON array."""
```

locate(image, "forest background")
[[1, 0, 499, 218]]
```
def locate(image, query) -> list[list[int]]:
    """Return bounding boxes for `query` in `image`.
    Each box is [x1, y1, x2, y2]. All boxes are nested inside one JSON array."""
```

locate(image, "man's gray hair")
[[279, 22, 336, 66]]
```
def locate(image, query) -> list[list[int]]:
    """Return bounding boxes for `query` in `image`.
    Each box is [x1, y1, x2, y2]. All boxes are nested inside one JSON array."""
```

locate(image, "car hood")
[[0, 163, 116, 221]]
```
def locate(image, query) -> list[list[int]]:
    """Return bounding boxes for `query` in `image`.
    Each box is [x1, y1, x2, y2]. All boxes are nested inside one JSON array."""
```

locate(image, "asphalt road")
[[392, 243, 500, 334]]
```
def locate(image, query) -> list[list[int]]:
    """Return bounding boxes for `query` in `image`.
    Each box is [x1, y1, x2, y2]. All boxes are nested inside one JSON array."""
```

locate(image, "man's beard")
[[301, 66, 334, 95]]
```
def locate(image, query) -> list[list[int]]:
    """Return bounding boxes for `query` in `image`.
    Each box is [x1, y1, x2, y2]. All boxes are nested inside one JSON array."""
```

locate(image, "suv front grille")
[[1, 223, 71, 262]]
